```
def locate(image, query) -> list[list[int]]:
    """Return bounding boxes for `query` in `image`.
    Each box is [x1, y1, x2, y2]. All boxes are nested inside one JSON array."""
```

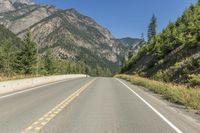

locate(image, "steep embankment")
[[122, 2, 200, 86]]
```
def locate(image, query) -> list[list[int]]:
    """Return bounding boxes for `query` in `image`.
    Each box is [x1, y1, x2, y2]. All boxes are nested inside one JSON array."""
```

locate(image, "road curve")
[[0, 77, 199, 133]]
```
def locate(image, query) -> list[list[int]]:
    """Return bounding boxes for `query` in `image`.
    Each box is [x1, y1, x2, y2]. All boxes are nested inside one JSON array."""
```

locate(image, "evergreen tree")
[[16, 31, 37, 75], [0, 40, 17, 76], [44, 49, 55, 74], [141, 33, 145, 41], [148, 14, 157, 42]]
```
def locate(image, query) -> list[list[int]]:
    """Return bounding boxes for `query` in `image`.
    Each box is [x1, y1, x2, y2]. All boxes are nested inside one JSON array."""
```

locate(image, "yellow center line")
[[21, 78, 96, 133]]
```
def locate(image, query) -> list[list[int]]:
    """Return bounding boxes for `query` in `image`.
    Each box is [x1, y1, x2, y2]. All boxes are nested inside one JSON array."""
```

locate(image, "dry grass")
[[115, 74, 200, 110]]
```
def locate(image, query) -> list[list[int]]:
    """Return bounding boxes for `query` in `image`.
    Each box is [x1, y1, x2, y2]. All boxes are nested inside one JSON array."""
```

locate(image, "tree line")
[[0, 26, 112, 77]]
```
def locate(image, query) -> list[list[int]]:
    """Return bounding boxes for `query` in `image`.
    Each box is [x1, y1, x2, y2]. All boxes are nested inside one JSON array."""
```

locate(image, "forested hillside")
[[121, 1, 200, 86], [0, 25, 112, 77]]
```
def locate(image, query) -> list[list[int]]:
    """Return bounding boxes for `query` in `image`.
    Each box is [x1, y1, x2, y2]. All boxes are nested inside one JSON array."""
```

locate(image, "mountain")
[[121, 2, 200, 86], [116, 37, 144, 55], [0, 0, 140, 73], [116, 37, 142, 47]]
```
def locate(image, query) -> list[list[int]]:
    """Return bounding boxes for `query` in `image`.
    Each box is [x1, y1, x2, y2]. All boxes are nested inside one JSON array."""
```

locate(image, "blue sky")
[[33, 0, 197, 39]]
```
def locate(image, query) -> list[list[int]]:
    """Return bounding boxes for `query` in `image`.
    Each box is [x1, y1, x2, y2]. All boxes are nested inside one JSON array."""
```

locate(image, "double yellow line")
[[21, 78, 96, 133]]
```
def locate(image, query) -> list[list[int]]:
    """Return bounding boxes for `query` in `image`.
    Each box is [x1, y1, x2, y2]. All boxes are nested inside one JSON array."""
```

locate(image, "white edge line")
[[115, 78, 183, 133], [0, 78, 82, 100]]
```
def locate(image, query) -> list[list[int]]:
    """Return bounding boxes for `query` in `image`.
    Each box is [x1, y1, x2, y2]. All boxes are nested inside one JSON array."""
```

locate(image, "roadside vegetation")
[[115, 74, 200, 110], [121, 1, 200, 86]]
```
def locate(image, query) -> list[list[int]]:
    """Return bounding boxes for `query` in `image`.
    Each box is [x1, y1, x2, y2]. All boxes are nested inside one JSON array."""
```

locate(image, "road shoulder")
[[116, 78, 200, 133]]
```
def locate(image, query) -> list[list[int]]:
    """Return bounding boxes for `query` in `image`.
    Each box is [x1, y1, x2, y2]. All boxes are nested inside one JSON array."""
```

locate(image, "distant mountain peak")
[[66, 8, 78, 13], [116, 37, 142, 47]]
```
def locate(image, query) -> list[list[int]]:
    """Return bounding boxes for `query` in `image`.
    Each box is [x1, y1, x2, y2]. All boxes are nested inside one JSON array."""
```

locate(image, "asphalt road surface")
[[0, 77, 199, 133]]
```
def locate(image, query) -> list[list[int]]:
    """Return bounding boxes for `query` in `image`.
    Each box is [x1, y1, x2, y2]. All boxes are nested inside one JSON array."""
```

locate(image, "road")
[[0, 77, 199, 133]]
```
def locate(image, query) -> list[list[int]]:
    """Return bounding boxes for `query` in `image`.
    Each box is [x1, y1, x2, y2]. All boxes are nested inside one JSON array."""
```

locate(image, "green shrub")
[[189, 74, 200, 86]]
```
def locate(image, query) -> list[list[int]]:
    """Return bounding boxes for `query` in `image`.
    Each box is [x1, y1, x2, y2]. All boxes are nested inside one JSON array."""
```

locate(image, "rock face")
[[0, 0, 141, 72], [116, 37, 144, 54], [0, 0, 15, 13], [0, 0, 33, 13]]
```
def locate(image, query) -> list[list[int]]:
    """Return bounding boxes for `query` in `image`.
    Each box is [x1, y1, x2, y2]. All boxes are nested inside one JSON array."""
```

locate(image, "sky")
[[33, 0, 197, 39]]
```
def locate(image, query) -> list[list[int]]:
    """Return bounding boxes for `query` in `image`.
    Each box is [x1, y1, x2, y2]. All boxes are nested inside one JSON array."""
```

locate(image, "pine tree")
[[44, 49, 55, 74], [148, 14, 157, 42], [141, 33, 145, 41], [0, 39, 17, 76], [16, 31, 37, 75]]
